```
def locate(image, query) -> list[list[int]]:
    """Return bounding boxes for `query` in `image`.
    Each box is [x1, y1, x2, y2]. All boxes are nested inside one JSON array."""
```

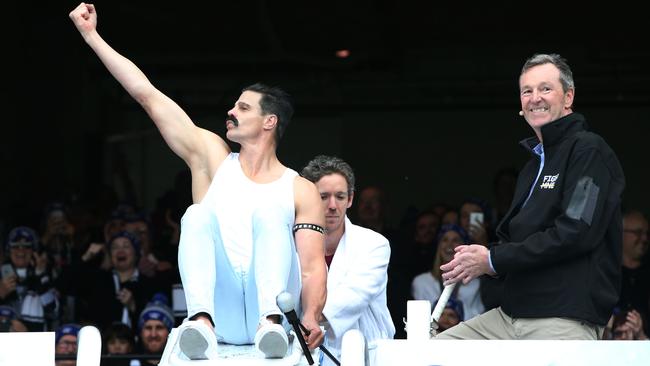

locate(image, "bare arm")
[[68, 3, 229, 171], [293, 176, 327, 349]]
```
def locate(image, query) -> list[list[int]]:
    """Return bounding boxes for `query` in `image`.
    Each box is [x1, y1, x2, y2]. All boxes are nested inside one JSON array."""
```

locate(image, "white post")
[[406, 300, 431, 341], [341, 329, 367, 366], [76, 325, 102, 366]]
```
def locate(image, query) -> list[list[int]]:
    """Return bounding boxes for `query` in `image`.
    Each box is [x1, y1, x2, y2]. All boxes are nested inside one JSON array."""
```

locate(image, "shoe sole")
[[179, 328, 209, 360], [258, 331, 288, 358]]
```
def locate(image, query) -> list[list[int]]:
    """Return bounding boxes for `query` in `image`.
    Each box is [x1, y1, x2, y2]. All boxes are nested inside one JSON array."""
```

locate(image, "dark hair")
[[108, 230, 141, 261], [242, 83, 294, 143], [460, 196, 493, 225], [301, 155, 356, 194], [103, 322, 136, 352], [521, 53, 574, 93]]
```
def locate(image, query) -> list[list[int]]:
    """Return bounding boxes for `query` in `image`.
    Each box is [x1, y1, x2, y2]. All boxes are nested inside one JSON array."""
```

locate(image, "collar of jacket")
[[518, 112, 588, 154]]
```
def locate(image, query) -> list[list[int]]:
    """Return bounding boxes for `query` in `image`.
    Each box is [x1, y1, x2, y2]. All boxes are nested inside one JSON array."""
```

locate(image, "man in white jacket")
[[302, 155, 395, 365]]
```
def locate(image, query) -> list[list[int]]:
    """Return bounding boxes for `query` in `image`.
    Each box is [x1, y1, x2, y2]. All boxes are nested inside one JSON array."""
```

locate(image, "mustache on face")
[[226, 114, 239, 127]]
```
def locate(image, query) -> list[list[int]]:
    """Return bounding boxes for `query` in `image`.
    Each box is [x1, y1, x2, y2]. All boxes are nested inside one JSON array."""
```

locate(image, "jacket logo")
[[540, 174, 559, 189]]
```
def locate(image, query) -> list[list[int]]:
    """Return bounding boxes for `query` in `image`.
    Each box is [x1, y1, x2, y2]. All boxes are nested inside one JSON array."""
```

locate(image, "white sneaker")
[[177, 320, 219, 360], [254, 322, 289, 358]]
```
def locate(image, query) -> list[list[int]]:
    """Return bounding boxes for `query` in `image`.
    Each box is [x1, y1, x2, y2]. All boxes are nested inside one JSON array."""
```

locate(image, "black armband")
[[293, 223, 325, 235]]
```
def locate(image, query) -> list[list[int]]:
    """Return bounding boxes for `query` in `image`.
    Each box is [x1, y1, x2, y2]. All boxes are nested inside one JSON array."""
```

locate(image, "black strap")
[[292, 223, 325, 234]]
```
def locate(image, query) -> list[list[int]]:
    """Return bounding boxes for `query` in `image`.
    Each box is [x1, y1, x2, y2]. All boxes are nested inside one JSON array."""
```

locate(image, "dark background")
[[4, 1, 648, 232]]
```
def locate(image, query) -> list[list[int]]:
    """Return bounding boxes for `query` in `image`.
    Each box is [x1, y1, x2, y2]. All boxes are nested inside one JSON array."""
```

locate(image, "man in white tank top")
[[70, 3, 327, 360]]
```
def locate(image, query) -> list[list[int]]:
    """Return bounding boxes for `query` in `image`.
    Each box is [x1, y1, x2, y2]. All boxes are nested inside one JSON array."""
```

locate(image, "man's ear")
[[263, 114, 278, 131], [347, 191, 354, 209], [564, 88, 575, 110]]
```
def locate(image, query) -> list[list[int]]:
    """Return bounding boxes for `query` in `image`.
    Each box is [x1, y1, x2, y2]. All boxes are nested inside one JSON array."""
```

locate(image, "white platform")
[[158, 327, 321, 366], [3, 327, 649, 366], [0, 331, 54, 365], [373, 339, 650, 366]]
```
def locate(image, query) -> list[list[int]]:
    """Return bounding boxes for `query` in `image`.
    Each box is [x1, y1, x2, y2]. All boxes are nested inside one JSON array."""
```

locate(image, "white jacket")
[[321, 216, 395, 366]]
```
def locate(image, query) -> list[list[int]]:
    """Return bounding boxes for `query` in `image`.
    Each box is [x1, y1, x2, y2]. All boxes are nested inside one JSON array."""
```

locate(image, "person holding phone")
[[0, 226, 59, 331], [458, 198, 492, 245], [437, 53, 625, 340]]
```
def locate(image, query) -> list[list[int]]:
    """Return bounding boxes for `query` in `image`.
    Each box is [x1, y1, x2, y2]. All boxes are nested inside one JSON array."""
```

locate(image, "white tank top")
[[201, 153, 297, 276]]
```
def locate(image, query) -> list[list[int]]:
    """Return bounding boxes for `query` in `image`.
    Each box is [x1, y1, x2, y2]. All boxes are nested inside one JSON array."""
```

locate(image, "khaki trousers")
[[435, 307, 603, 340]]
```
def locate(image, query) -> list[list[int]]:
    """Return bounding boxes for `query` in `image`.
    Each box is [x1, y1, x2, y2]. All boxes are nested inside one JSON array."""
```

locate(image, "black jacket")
[[491, 113, 625, 326]]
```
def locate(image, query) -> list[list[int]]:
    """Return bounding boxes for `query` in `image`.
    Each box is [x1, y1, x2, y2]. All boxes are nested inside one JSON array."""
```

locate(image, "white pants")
[[178, 203, 301, 344]]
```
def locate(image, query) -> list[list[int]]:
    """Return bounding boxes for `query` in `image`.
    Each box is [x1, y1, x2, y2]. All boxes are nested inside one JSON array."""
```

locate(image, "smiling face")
[[110, 237, 136, 271], [437, 230, 464, 264], [9, 239, 33, 269], [519, 63, 574, 138], [140, 319, 169, 353]]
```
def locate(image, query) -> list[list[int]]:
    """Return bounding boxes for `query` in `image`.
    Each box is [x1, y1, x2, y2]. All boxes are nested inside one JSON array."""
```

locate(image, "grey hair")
[[521, 53, 575, 93], [301, 155, 355, 194]]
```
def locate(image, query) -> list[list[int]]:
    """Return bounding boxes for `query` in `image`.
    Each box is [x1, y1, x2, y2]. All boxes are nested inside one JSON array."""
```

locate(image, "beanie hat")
[[109, 230, 141, 260], [56, 323, 82, 344], [6, 226, 39, 252], [138, 293, 174, 331], [436, 224, 470, 245], [0, 305, 16, 320]]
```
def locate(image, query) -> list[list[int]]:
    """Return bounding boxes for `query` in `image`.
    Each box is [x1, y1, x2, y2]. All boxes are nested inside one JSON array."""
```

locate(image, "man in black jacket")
[[437, 53, 625, 340]]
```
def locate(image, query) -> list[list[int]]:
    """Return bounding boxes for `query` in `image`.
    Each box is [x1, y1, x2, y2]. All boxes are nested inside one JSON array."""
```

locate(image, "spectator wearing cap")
[[77, 231, 165, 332], [102, 321, 137, 366], [0, 304, 27, 332], [435, 297, 465, 332], [411, 224, 485, 321], [137, 294, 174, 365], [1, 226, 59, 331], [55, 323, 81, 366]]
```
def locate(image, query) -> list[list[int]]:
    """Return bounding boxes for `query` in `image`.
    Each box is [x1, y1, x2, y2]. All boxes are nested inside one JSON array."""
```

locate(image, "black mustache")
[[226, 115, 239, 126]]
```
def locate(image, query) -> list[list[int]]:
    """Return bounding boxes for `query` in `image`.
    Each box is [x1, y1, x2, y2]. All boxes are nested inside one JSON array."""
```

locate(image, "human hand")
[[468, 223, 488, 245], [117, 288, 135, 312], [81, 242, 105, 262], [301, 316, 324, 350], [0, 275, 17, 297], [625, 310, 648, 340], [69, 3, 98, 36], [440, 244, 494, 286]]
